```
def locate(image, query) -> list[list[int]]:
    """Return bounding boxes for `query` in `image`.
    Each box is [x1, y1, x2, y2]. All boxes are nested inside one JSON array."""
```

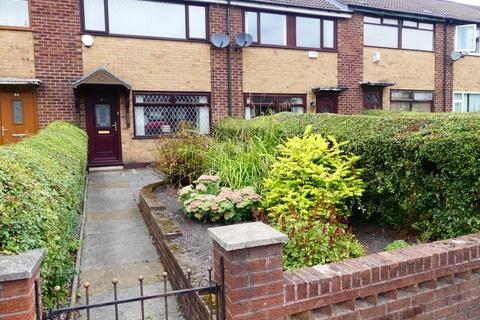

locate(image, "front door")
[[316, 95, 338, 113], [85, 91, 122, 166], [0, 90, 37, 144], [363, 88, 383, 110]]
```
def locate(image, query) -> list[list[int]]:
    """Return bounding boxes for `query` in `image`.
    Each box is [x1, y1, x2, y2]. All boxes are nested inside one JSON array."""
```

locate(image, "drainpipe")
[[226, 0, 233, 117], [443, 22, 448, 112]]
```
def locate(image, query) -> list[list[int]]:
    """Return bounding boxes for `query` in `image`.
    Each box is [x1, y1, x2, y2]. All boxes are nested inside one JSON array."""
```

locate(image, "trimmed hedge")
[[214, 112, 480, 241], [0, 122, 87, 307]]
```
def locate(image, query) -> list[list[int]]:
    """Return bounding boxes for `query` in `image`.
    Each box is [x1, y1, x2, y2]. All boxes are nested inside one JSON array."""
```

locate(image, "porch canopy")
[[312, 86, 348, 94], [72, 67, 131, 90], [73, 67, 132, 126], [360, 81, 395, 88], [0, 78, 42, 87]]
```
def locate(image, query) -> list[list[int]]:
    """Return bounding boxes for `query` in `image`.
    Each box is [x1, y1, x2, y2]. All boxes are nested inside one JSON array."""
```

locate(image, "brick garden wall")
[[211, 223, 480, 320], [337, 13, 364, 114], [284, 235, 480, 320], [30, 0, 83, 127]]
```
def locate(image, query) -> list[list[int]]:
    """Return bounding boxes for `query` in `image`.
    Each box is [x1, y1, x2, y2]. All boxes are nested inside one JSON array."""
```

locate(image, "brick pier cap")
[[0, 249, 45, 282], [208, 222, 287, 251]]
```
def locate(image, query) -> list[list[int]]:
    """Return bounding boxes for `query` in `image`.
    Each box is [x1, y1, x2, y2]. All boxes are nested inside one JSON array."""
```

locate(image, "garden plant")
[[0, 122, 87, 308]]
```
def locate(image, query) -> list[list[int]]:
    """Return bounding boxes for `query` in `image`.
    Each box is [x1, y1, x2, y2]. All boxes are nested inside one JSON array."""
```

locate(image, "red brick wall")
[[337, 13, 364, 114], [30, 0, 83, 128], [284, 234, 480, 320], [212, 226, 480, 320], [209, 4, 244, 122], [0, 269, 41, 320], [434, 23, 455, 112]]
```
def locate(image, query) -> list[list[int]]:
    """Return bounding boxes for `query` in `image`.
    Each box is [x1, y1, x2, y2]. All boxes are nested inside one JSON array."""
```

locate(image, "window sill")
[[364, 45, 434, 53], [81, 31, 209, 44], [250, 43, 337, 52], [0, 26, 32, 32]]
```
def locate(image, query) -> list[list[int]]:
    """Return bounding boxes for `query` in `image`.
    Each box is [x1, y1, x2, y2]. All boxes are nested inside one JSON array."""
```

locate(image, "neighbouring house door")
[[363, 89, 383, 110], [85, 91, 122, 166], [0, 90, 37, 145], [316, 96, 338, 113]]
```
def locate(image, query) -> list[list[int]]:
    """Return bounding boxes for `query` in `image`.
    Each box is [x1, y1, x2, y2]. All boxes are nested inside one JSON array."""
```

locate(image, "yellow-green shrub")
[[0, 122, 87, 307], [263, 127, 365, 269]]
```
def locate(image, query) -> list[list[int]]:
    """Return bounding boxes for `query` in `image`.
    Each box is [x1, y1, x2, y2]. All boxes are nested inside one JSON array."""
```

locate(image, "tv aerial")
[[235, 32, 254, 48], [210, 33, 230, 48]]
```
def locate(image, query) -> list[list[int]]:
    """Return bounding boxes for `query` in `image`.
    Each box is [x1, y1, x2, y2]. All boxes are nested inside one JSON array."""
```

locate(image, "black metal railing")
[[40, 265, 223, 320]]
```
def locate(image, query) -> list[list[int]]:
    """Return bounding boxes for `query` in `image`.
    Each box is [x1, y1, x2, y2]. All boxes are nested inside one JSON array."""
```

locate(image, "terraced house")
[[1, 0, 480, 166]]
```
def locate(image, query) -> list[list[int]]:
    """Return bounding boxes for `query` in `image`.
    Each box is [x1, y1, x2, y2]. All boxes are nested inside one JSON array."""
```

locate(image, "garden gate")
[[37, 261, 225, 320]]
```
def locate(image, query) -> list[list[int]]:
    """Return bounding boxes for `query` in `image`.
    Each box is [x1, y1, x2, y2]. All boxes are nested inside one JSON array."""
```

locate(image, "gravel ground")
[[153, 186, 412, 272]]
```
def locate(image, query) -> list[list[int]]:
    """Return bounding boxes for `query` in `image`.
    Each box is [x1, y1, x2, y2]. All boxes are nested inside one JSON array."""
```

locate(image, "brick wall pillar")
[[0, 249, 46, 320], [208, 222, 287, 320], [337, 13, 364, 114], [434, 23, 455, 112], [30, 0, 84, 127], [209, 4, 244, 122]]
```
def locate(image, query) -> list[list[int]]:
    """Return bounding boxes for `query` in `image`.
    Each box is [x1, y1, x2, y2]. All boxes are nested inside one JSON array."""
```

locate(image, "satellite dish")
[[235, 32, 254, 48], [451, 51, 465, 62], [81, 34, 94, 48], [210, 33, 230, 48]]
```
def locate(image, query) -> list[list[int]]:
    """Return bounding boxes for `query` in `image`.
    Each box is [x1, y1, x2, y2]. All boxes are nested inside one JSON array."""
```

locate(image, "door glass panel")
[[95, 104, 111, 127], [12, 100, 23, 124]]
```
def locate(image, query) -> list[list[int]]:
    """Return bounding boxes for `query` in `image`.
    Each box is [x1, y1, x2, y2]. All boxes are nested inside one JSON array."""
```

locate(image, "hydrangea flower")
[[178, 174, 261, 222]]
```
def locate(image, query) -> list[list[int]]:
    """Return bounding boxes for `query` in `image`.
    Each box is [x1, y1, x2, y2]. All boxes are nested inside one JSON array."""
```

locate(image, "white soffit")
[[189, 0, 352, 18]]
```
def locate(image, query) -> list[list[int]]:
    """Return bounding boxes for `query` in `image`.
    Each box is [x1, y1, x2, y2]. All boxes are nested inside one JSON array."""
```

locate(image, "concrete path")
[[78, 169, 183, 319]]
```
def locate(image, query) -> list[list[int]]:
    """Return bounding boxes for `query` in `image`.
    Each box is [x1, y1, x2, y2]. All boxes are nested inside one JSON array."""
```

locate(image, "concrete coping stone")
[[208, 222, 288, 251], [0, 249, 46, 282]]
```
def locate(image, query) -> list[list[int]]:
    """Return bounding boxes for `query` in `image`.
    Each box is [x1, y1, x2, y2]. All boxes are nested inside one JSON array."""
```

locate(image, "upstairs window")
[[455, 24, 478, 53], [245, 11, 336, 50], [0, 0, 29, 28], [82, 0, 207, 40], [364, 16, 434, 51], [244, 94, 306, 119]]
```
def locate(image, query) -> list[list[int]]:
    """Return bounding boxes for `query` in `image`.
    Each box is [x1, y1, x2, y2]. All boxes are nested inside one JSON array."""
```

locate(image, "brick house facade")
[[0, 0, 479, 164]]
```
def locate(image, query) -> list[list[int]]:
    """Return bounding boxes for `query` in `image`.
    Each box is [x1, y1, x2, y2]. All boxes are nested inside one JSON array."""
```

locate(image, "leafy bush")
[[0, 122, 87, 308], [281, 208, 365, 270], [178, 175, 261, 222], [215, 112, 480, 241], [261, 127, 365, 269], [157, 130, 211, 186], [263, 126, 364, 222], [384, 240, 410, 251]]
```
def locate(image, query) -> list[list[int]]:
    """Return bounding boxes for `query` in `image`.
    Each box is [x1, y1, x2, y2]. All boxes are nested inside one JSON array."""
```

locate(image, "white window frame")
[[455, 24, 477, 53], [453, 92, 480, 112], [0, 0, 30, 28]]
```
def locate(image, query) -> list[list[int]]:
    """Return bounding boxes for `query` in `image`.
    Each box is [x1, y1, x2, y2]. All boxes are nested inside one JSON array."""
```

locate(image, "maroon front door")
[[363, 88, 383, 110], [316, 96, 338, 113], [85, 90, 122, 166]]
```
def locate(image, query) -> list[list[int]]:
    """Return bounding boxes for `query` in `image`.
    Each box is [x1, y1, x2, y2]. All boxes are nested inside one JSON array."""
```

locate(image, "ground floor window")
[[244, 94, 306, 119], [453, 92, 480, 112], [133, 92, 210, 137], [390, 90, 433, 112]]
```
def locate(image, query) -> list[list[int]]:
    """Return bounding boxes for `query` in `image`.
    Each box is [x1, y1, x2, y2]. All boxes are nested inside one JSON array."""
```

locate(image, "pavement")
[[77, 169, 184, 319]]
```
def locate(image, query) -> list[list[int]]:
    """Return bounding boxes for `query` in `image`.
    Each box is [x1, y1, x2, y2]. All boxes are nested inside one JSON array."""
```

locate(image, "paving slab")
[[77, 169, 183, 319]]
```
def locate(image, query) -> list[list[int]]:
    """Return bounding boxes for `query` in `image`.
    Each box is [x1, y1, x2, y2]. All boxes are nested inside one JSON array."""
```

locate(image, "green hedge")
[[214, 112, 480, 241], [0, 122, 87, 307]]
